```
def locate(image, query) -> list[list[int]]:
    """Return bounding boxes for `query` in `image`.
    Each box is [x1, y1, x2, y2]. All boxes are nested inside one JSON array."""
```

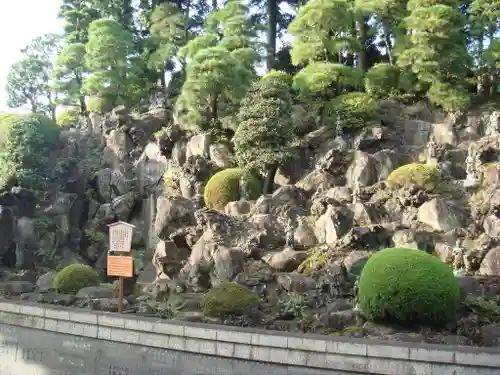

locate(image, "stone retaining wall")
[[0, 301, 498, 374]]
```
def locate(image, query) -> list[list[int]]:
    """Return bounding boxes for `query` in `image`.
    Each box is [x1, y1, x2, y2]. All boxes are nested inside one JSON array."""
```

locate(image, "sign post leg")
[[118, 276, 124, 313]]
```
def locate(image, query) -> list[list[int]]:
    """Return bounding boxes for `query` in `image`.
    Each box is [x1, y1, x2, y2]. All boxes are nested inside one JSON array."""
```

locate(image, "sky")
[[0, 0, 63, 112]]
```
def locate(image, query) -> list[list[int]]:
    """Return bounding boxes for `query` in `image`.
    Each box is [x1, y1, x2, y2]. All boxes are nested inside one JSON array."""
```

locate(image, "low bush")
[[387, 163, 441, 191], [200, 282, 258, 317], [53, 264, 100, 294], [357, 247, 460, 327], [204, 168, 261, 210], [325, 92, 380, 129]]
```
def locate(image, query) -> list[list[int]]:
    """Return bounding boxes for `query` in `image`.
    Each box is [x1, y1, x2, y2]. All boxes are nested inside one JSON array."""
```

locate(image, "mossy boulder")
[[297, 246, 333, 276], [200, 282, 259, 317], [358, 247, 460, 327], [204, 168, 261, 210], [387, 163, 441, 191], [53, 264, 100, 294]]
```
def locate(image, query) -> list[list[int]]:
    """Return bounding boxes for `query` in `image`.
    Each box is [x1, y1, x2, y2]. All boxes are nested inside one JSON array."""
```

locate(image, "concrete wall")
[[0, 301, 498, 375]]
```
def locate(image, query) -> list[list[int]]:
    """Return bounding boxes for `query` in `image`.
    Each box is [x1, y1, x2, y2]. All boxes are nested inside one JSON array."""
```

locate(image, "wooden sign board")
[[107, 256, 133, 277], [108, 221, 135, 253]]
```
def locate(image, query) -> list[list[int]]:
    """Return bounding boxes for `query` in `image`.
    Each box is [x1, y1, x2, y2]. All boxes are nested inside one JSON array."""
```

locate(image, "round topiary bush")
[[53, 264, 100, 294], [387, 163, 441, 191], [56, 108, 80, 127], [204, 168, 261, 210], [200, 282, 259, 317], [0, 113, 60, 191], [325, 92, 380, 129], [357, 247, 460, 327]]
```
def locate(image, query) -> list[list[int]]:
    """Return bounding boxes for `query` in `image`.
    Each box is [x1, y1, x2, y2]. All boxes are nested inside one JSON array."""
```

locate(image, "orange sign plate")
[[107, 256, 133, 277]]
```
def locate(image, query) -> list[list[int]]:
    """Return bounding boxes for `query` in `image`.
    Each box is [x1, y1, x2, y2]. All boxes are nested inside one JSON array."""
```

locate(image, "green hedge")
[[357, 247, 460, 327], [53, 264, 100, 294], [204, 168, 261, 210], [200, 282, 259, 317], [0, 113, 60, 191]]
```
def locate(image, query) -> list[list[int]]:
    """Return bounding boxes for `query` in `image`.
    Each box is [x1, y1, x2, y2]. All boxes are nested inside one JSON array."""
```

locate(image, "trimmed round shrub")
[[0, 113, 60, 191], [262, 69, 293, 86], [325, 92, 380, 129], [200, 282, 259, 317], [387, 163, 441, 191], [358, 247, 460, 327], [53, 264, 100, 294], [364, 63, 400, 98], [56, 108, 80, 127], [204, 168, 261, 210]]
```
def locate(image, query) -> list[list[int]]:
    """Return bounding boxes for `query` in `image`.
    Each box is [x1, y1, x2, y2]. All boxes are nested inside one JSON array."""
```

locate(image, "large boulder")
[[154, 196, 196, 239], [417, 198, 466, 232]]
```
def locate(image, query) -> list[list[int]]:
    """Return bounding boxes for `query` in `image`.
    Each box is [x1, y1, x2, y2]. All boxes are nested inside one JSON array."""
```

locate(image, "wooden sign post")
[[107, 221, 135, 313]]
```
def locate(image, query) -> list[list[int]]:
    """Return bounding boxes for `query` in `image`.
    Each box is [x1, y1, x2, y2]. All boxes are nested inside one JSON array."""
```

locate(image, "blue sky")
[[0, 0, 63, 112]]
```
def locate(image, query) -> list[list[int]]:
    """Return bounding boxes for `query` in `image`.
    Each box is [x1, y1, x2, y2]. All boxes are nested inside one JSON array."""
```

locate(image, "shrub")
[[0, 113, 60, 191], [364, 63, 400, 98], [427, 82, 471, 113], [86, 96, 111, 113], [56, 108, 80, 127], [200, 282, 258, 317], [358, 247, 460, 327], [204, 168, 261, 210], [53, 264, 100, 294], [387, 163, 441, 191], [262, 70, 293, 86], [325, 92, 380, 129]]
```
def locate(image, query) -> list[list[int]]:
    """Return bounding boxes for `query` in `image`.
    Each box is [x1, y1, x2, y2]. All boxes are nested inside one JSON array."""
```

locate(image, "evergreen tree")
[[148, 3, 188, 89], [6, 34, 61, 119], [233, 72, 297, 193], [397, 0, 472, 111], [288, 0, 363, 119], [83, 19, 146, 107], [176, 0, 258, 131], [52, 43, 88, 112]]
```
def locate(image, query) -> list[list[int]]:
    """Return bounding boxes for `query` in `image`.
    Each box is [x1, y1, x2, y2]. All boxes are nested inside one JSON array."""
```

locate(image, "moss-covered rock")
[[387, 163, 441, 191], [358, 247, 460, 327], [200, 282, 258, 317], [53, 264, 100, 294], [297, 247, 332, 276], [204, 168, 261, 210]]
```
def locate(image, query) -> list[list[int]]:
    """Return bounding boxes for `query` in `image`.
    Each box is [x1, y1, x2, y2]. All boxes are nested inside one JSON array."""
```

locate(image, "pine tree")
[[397, 0, 472, 111], [176, 0, 258, 132], [233, 72, 297, 193], [83, 19, 146, 107]]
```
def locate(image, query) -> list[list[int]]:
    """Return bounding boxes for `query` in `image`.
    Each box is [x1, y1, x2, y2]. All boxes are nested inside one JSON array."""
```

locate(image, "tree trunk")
[[211, 94, 218, 124], [212, 0, 217, 10], [355, 17, 367, 72], [263, 165, 278, 194], [266, 0, 278, 72], [382, 20, 393, 66]]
